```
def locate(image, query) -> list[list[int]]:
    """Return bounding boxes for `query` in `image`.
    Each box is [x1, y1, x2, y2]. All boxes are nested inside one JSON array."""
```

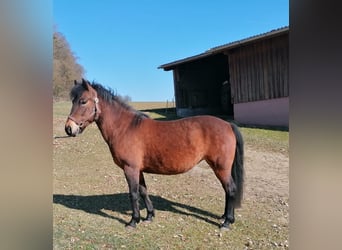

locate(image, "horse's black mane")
[[91, 83, 129, 108], [70, 80, 149, 126]]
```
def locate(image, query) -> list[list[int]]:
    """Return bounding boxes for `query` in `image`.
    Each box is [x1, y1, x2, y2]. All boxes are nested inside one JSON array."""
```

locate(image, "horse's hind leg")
[[221, 175, 237, 229], [139, 172, 155, 222], [212, 167, 236, 229]]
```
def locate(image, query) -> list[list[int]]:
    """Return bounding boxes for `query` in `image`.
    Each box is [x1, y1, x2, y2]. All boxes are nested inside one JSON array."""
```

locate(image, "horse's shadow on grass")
[[53, 193, 221, 227]]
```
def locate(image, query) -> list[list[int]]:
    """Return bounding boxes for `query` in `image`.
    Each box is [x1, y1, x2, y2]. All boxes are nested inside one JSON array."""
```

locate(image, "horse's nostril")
[[65, 125, 72, 136]]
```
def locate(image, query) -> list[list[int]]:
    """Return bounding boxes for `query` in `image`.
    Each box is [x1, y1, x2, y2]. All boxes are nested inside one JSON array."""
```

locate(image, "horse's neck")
[[95, 102, 133, 145]]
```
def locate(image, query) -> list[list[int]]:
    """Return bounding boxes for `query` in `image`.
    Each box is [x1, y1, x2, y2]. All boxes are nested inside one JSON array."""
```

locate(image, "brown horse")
[[65, 79, 244, 229]]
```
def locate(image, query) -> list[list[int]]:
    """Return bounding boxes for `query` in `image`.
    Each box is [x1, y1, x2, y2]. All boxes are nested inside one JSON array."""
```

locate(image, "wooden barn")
[[159, 27, 289, 128]]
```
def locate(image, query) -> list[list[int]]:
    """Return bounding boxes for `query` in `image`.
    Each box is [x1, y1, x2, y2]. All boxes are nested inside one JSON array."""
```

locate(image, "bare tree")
[[53, 29, 85, 100]]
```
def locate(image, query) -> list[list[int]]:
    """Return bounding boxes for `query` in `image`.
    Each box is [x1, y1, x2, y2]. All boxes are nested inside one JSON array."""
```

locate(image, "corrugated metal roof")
[[159, 26, 289, 70]]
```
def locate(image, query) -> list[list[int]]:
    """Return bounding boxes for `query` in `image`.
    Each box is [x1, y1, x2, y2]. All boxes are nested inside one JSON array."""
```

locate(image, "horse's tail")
[[230, 122, 245, 208]]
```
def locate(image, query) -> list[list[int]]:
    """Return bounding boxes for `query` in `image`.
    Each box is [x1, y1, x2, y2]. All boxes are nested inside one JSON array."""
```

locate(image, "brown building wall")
[[228, 34, 289, 103]]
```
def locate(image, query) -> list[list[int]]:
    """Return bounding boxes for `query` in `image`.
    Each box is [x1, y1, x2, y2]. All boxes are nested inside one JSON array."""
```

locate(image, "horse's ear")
[[81, 78, 89, 90], [74, 80, 78, 85]]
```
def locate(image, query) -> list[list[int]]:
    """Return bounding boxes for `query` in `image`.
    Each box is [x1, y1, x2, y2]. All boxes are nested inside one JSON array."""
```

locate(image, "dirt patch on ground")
[[244, 145, 288, 200]]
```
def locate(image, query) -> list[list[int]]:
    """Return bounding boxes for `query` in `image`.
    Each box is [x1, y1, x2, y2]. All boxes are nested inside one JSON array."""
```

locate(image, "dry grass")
[[53, 101, 289, 249]]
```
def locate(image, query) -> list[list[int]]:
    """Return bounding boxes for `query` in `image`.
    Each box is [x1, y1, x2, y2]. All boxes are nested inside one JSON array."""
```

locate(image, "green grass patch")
[[240, 127, 289, 156]]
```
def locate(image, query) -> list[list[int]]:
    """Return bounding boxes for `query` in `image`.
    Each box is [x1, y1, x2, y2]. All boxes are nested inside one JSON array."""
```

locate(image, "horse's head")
[[65, 79, 101, 137]]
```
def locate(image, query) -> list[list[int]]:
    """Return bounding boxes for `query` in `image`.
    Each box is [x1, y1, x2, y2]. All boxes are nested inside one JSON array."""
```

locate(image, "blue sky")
[[53, 0, 288, 101]]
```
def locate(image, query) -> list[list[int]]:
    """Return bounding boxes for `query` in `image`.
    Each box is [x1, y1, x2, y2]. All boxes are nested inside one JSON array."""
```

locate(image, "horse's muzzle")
[[65, 125, 75, 137], [65, 120, 80, 137]]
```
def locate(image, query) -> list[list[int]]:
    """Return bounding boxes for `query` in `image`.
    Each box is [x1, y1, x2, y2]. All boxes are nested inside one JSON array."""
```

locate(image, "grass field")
[[53, 101, 289, 249]]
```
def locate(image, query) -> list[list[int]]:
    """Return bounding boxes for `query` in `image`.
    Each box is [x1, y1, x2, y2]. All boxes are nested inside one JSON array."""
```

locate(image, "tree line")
[[53, 29, 85, 100]]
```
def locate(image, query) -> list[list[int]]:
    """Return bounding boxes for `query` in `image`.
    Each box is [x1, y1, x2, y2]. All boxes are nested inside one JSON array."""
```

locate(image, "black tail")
[[230, 123, 244, 208]]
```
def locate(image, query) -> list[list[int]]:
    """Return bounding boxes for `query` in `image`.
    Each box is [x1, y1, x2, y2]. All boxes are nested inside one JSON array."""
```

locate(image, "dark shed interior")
[[173, 53, 233, 116]]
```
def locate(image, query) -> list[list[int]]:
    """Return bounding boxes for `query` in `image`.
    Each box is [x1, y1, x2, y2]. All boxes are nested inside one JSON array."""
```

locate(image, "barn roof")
[[159, 26, 289, 71]]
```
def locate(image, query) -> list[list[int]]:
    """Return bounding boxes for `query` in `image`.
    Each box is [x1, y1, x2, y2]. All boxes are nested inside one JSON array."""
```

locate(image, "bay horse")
[[65, 79, 244, 229]]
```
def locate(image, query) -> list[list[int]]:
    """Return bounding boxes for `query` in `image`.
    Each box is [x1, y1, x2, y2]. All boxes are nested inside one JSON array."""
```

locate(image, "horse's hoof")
[[220, 226, 230, 231], [219, 223, 231, 231], [143, 216, 153, 223], [145, 215, 154, 222], [125, 224, 136, 230], [125, 220, 138, 229]]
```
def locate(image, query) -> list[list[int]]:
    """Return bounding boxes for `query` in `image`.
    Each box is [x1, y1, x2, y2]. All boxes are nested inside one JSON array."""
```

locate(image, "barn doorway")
[[221, 80, 234, 116]]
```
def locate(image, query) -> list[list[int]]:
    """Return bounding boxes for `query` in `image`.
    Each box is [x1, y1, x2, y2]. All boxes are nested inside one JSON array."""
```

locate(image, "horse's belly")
[[143, 155, 201, 175]]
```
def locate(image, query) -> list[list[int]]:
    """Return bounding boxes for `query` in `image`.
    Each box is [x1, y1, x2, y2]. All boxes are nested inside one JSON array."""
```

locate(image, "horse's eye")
[[80, 99, 87, 105]]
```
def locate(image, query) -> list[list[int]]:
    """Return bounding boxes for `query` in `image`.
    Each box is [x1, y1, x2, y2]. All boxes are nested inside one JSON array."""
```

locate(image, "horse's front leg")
[[139, 172, 155, 222], [124, 165, 140, 228]]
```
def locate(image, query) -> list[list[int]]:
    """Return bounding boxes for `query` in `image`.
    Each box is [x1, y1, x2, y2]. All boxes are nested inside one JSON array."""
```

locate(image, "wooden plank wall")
[[228, 34, 288, 104]]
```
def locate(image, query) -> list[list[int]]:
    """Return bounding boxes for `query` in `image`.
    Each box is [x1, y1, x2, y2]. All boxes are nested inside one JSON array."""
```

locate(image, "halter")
[[68, 97, 100, 126]]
